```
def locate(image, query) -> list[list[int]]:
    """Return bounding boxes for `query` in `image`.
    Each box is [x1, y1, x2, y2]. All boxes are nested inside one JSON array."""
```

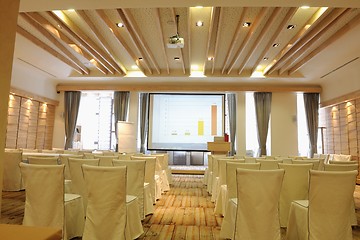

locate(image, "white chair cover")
[[112, 159, 154, 219], [131, 156, 160, 203], [82, 165, 127, 240], [255, 159, 283, 170], [234, 169, 284, 240], [211, 155, 231, 202], [292, 159, 320, 170], [68, 158, 100, 213], [98, 155, 117, 166], [20, 163, 85, 240], [59, 154, 83, 180], [278, 163, 313, 227], [28, 156, 59, 165], [214, 158, 244, 215], [286, 170, 357, 240], [329, 160, 358, 165], [151, 154, 170, 192], [220, 162, 261, 239], [3, 151, 23, 191]]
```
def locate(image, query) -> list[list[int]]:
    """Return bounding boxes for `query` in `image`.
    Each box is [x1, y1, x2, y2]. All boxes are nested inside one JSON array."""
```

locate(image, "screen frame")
[[146, 92, 226, 152]]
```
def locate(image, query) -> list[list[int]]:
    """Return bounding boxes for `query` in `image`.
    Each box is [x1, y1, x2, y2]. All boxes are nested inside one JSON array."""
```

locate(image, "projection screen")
[[147, 93, 225, 151]]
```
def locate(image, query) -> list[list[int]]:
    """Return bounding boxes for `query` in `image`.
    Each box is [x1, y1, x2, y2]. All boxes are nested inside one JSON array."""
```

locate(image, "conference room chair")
[[278, 163, 313, 227], [20, 163, 84, 240], [98, 155, 118, 166], [118, 153, 134, 160], [211, 155, 233, 202], [28, 156, 59, 165], [329, 160, 359, 165], [131, 155, 160, 203], [150, 153, 170, 192], [233, 169, 284, 240], [255, 159, 283, 170], [220, 162, 261, 239], [3, 150, 23, 191], [59, 154, 83, 180], [286, 170, 357, 240], [214, 158, 245, 216], [324, 163, 358, 226], [81, 165, 143, 240], [292, 159, 320, 170], [68, 158, 100, 213], [112, 159, 154, 219]]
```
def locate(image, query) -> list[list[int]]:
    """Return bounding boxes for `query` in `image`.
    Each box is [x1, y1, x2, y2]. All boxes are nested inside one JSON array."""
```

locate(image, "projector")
[[167, 36, 184, 48]]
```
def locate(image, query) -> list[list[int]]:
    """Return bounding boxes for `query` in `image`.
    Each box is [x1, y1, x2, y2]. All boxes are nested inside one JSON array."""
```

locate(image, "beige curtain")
[[303, 93, 319, 157], [254, 92, 272, 157], [114, 91, 130, 150], [64, 91, 81, 149], [139, 93, 149, 153], [227, 93, 236, 155]]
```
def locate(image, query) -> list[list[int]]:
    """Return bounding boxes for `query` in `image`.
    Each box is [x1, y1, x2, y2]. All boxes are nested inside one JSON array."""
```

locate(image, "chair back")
[[98, 155, 117, 166], [218, 158, 245, 186], [20, 163, 65, 231], [118, 153, 134, 160], [82, 165, 127, 240], [69, 158, 100, 212], [59, 154, 83, 180], [234, 169, 284, 240], [308, 170, 357, 240], [131, 156, 157, 202], [329, 160, 358, 165], [28, 156, 59, 165], [325, 163, 358, 171], [3, 151, 23, 191], [292, 159, 320, 170], [278, 163, 313, 227], [113, 159, 146, 218], [226, 162, 260, 199], [255, 159, 283, 170]]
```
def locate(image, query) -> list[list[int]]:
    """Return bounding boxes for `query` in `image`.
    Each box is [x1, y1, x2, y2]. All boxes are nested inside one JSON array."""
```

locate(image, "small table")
[[0, 224, 62, 240]]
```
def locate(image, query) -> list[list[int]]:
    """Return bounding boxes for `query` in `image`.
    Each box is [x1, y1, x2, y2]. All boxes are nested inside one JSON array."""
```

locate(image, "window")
[[76, 91, 115, 150], [297, 93, 309, 156]]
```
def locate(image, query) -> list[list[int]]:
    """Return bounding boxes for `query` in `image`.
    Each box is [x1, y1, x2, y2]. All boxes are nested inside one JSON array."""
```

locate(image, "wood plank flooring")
[[2, 174, 360, 239]]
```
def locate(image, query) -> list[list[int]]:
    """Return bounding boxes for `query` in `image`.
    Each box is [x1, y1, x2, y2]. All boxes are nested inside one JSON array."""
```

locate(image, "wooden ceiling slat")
[[279, 8, 353, 75], [16, 26, 85, 75], [226, 7, 268, 74], [46, 11, 117, 74], [204, 7, 221, 75], [289, 12, 360, 75], [265, 8, 347, 75], [238, 7, 281, 75], [119, 8, 161, 74], [170, 8, 186, 74], [154, 8, 170, 74], [21, 13, 90, 75], [76, 10, 126, 74], [221, 7, 248, 74], [212, 7, 223, 75], [250, 7, 297, 75]]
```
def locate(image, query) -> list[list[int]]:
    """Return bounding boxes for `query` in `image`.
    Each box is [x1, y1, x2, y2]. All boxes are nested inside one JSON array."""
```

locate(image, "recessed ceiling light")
[[243, 22, 251, 27], [116, 22, 125, 28], [287, 24, 296, 30], [208, 57, 214, 61], [138, 57, 143, 60], [131, 65, 138, 70], [196, 21, 204, 27], [174, 57, 180, 61], [263, 57, 268, 61], [272, 43, 280, 48]]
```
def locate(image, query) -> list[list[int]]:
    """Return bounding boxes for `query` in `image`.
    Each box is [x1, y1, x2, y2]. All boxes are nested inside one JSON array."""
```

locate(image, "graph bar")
[[211, 105, 217, 135], [198, 120, 204, 136]]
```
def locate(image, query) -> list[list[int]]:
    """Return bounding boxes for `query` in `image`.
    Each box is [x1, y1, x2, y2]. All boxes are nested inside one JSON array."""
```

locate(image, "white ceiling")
[[13, 0, 360, 89]]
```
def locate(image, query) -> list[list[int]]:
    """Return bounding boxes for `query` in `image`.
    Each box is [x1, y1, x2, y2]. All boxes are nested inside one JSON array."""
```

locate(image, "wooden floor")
[[2, 174, 360, 239]]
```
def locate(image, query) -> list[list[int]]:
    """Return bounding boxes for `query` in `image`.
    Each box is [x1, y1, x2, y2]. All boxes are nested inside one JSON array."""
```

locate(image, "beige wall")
[[52, 92, 65, 148], [271, 92, 298, 156]]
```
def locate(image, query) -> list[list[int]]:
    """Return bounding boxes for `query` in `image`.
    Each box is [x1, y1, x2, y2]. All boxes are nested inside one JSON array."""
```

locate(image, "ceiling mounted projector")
[[167, 15, 184, 48], [167, 34, 184, 48]]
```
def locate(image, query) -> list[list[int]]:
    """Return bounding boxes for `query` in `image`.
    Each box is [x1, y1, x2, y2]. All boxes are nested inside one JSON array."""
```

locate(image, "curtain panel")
[[64, 91, 81, 149], [113, 91, 130, 146], [139, 93, 149, 153], [303, 93, 320, 157], [254, 92, 272, 157], [227, 93, 236, 155]]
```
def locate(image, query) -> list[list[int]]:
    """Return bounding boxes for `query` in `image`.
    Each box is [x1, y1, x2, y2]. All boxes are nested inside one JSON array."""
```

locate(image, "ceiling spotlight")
[[196, 21, 204, 27], [174, 57, 180, 61], [208, 57, 214, 61], [116, 22, 125, 28], [287, 24, 296, 30], [243, 22, 251, 27], [272, 43, 280, 48], [138, 57, 143, 60], [263, 57, 269, 61]]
